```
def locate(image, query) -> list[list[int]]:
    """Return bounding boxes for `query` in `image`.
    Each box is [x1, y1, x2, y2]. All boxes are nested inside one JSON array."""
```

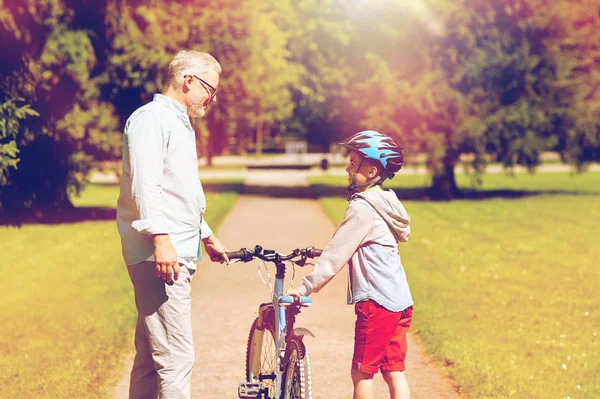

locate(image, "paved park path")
[[112, 170, 461, 399]]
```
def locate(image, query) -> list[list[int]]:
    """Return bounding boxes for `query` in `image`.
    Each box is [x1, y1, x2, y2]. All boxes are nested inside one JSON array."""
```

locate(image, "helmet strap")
[[347, 157, 363, 193], [347, 158, 387, 197]]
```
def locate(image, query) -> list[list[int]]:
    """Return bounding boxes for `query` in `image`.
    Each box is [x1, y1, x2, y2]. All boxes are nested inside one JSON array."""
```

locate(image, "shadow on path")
[[0, 182, 245, 226], [4, 180, 595, 226], [311, 184, 600, 201], [0, 207, 117, 227], [202, 181, 245, 193], [242, 184, 316, 198]]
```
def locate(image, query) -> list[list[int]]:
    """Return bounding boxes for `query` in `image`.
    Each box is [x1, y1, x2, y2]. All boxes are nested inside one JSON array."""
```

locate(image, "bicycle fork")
[[274, 276, 315, 397]]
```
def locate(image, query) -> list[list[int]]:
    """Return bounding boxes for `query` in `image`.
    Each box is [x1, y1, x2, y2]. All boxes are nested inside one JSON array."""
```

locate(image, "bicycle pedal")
[[238, 382, 261, 399]]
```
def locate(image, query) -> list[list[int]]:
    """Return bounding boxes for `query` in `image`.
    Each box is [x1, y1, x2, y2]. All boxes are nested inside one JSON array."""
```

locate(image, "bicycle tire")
[[246, 316, 278, 399], [282, 339, 312, 399]]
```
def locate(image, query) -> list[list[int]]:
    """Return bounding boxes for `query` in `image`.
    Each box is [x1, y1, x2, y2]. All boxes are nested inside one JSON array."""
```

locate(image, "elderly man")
[[117, 50, 228, 399]]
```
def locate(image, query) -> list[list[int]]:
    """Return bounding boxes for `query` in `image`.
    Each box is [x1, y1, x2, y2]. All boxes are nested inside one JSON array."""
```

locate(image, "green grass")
[[0, 180, 241, 399], [70, 183, 121, 208], [309, 172, 600, 399]]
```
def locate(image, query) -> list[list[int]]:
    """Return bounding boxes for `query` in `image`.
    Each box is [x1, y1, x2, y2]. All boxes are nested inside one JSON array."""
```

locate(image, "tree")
[[282, 0, 359, 151], [0, 0, 121, 217], [0, 77, 39, 188], [2, 0, 598, 211], [353, 0, 597, 198], [100, 0, 304, 161], [241, 0, 303, 156], [550, 0, 600, 167]]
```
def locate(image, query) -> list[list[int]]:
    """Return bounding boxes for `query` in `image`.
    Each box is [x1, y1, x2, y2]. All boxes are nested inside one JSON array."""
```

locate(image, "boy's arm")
[[297, 201, 372, 296]]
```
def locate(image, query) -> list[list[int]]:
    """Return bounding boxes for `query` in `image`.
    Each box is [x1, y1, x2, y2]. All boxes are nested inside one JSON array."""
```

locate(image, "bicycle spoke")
[[246, 317, 278, 399], [282, 340, 311, 399]]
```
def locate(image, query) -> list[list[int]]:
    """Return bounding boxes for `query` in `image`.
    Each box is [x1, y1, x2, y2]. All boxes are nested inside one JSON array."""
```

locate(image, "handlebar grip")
[[309, 248, 323, 258], [226, 249, 249, 260]]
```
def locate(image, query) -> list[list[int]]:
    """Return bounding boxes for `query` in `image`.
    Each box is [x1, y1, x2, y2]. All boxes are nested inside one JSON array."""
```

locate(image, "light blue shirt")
[[116, 94, 212, 267]]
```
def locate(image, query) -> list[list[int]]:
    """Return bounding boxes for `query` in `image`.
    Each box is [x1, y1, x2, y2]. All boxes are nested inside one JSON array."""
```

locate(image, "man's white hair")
[[168, 50, 222, 88]]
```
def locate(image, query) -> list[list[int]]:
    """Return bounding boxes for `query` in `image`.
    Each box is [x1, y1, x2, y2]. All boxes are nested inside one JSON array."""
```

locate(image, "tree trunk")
[[236, 131, 247, 156], [206, 118, 216, 167], [256, 117, 263, 158], [206, 137, 213, 167], [429, 162, 461, 200]]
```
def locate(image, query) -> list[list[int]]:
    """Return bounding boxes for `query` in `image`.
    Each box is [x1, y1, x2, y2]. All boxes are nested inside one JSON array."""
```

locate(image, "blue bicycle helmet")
[[340, 130, 404, 180]]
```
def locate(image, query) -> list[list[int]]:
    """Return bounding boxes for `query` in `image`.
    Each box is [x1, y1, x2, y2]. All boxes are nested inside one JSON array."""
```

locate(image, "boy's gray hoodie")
[[297, 186, 413, 312]]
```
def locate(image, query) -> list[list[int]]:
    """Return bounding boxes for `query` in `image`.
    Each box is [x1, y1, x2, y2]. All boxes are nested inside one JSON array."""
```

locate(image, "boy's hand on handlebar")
[[286, 288, 301, 298], [203, 234, 230, 264]]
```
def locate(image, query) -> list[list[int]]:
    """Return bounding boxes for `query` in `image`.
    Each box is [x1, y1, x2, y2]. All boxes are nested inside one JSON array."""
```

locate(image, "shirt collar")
[[153, 93, 188, 116], [367, 184, 383, 192]]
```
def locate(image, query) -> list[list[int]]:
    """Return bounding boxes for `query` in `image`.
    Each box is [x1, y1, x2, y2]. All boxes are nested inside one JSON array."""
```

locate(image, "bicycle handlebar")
[[226, 245, 323, 264]]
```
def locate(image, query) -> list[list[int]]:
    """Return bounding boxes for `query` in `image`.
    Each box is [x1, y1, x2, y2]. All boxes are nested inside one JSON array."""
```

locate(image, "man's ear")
[[182, 75, 193, 91]]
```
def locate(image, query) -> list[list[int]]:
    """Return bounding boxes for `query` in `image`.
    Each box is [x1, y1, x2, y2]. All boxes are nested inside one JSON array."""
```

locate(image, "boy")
[[288, 130, 413, 399]]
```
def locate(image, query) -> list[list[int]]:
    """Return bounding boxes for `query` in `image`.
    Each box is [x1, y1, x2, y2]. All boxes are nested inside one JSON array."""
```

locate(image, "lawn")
[[0, 179, 241, 399], [309, 171, 600, 399]]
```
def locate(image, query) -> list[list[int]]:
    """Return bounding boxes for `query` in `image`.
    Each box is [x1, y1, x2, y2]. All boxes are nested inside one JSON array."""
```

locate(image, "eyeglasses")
[[185, 74, 217, 106]]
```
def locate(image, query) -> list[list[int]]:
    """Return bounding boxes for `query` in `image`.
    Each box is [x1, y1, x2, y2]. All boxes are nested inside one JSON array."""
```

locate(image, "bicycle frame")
[[230, 246, 320, 399], [263, 258, 312, 397]]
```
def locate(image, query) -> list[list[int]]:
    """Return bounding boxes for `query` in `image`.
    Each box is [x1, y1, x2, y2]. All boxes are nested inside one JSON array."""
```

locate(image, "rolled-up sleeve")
[[126, 111, 169, 236], [200, 218, 213, 240]]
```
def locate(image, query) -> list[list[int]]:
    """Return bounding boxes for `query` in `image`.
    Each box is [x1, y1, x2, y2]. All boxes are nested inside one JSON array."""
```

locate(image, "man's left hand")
[[203, 234, 230, 264]]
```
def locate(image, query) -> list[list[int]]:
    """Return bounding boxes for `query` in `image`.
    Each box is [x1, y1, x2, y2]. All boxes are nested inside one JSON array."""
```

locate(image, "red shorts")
[[352, 300, 413, 374]]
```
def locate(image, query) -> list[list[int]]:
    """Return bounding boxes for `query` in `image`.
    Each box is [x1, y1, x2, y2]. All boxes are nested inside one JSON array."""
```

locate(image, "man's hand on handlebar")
[[202, 234, 230, 264]]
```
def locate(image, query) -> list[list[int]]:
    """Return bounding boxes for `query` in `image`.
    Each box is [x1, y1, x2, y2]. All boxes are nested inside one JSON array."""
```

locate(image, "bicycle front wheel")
[[246, 315, 277, 399], [282, 339, 311, 399]]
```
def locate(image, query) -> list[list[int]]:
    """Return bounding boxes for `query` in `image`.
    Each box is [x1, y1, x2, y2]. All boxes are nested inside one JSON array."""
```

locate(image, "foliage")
[[0, 0, 121, 215], [100, 0, 304, 158], [551, 0, 600, 167], [281, 0, 358, 150], [0, 93, 39, 185], [1, 0, 600, 209], [352, 0, 600, 198]]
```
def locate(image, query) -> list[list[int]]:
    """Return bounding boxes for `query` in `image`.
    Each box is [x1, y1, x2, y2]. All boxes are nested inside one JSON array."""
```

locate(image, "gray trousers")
[[127, 261, 195, 399]]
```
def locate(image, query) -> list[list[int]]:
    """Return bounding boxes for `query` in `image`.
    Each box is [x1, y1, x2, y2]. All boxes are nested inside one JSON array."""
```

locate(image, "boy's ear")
[[369, 165, 380, 178]]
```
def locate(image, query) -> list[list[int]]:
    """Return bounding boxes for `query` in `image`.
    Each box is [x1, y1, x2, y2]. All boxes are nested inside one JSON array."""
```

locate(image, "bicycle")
[[227, 245, 323, 399]]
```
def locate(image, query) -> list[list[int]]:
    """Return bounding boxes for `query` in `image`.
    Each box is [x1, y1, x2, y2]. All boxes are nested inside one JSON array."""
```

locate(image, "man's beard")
[[190, 99, 206, 118]]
